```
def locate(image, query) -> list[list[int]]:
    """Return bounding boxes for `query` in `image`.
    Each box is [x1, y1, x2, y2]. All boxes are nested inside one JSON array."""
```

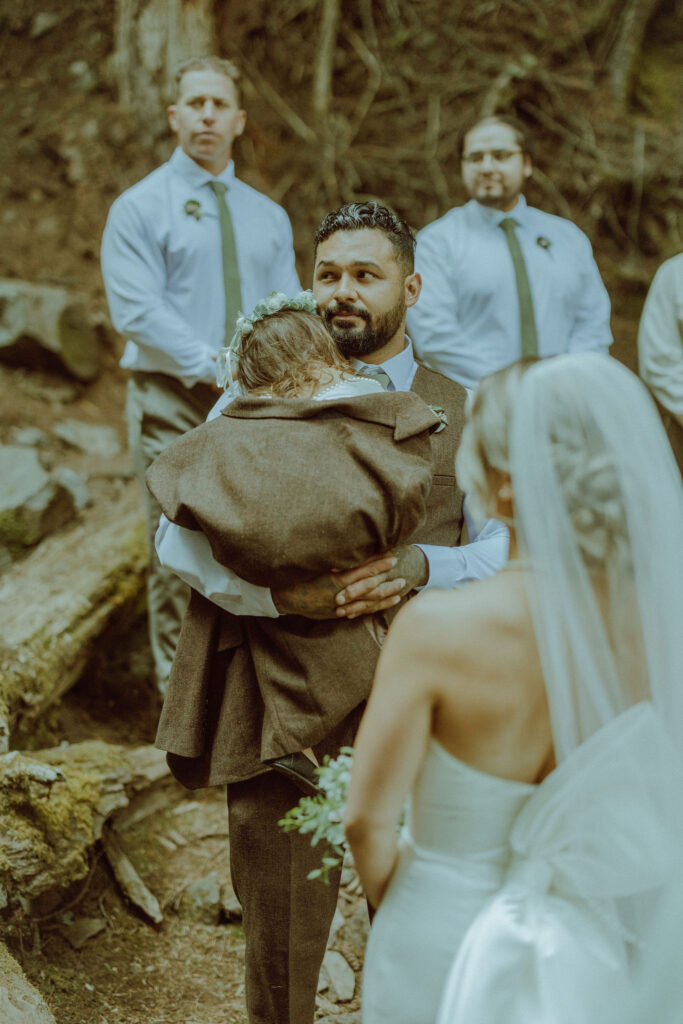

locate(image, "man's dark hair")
[[314, 202, 416, 275], [458, 114, 532, 160]]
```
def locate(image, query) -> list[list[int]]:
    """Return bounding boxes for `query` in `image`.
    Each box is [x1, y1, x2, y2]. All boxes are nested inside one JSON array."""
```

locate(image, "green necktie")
[[498, 217, 538, 358], [361, 366, 392, 390], [209, 180, 243, 342]]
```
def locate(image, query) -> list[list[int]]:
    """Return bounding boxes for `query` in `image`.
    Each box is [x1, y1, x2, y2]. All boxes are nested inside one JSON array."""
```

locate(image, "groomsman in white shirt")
[[406, 115, 612, 389], [638, 252, 683, 473], [101, 56, 300, 693]]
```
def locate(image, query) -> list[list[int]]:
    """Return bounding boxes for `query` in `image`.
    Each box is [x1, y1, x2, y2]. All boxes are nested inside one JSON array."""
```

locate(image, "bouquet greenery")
[[278, 747, 354, 884]]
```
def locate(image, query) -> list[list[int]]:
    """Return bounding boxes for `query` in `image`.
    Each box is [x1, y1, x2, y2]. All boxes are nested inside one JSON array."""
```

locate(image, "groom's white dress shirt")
[[406, 196, 612, 389], [155, 343, 509, 616]]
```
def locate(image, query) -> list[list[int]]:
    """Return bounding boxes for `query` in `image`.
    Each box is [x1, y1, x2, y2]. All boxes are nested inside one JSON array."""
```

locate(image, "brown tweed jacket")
[[153, 365, 467, 788]]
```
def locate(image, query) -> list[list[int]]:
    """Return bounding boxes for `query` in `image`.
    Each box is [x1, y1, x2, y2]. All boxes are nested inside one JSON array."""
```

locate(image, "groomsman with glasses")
[[100, 56, 300, 694], [406, 114, 613, 389]]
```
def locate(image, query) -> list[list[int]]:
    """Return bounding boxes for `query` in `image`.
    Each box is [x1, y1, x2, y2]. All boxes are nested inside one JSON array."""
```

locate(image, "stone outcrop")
[[0, 279, 101, 382]]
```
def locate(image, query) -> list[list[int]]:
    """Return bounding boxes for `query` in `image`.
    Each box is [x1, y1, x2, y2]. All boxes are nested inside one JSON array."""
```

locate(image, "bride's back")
[[414, 570, 554, 786]]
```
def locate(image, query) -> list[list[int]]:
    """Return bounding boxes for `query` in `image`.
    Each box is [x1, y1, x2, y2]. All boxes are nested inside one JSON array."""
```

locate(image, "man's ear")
[[168, 105, 178, 133], [523, 154, 533, 181], [235, 109, 247, 138], [405, 272, 421, 308]]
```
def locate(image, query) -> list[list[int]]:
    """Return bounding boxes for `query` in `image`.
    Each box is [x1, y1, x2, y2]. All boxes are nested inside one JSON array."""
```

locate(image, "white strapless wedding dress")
[[361, 702, 682, 1024]]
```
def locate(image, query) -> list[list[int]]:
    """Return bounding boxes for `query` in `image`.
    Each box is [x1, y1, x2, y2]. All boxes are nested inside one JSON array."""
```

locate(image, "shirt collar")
[[353, 338, 417, 391], [469, 193, 528, 227], [169, 147, 236, 190]]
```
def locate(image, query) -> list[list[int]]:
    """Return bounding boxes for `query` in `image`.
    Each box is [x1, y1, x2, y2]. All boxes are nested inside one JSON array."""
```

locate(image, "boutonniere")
[[428, 405, 448, 433], [184, 199, 202, 220], [536, 236, 551, 251]]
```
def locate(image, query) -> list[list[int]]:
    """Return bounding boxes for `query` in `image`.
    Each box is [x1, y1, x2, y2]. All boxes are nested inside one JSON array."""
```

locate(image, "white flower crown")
[[216, 290, 318, 389]]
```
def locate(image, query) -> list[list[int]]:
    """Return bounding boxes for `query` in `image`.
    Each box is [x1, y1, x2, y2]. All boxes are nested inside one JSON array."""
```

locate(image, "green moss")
[[0, 742, 131, 897]]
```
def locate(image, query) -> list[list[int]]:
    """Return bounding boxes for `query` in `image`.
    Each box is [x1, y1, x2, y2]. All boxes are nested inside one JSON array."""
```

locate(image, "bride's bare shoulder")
[[388, 572, 527, 655]]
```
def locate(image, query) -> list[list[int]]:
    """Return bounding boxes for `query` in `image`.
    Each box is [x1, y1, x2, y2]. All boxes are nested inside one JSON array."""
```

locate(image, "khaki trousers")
[[126, 372, 219, 692], [227, 706, 364, 1024]]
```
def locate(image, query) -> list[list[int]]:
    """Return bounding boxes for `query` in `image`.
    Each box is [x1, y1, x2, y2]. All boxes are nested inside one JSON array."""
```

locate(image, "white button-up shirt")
[[155, 342, 509, 617], [406, 196, 612, 389], [638, 253, 683, 427], [101, 148, 301, 387]]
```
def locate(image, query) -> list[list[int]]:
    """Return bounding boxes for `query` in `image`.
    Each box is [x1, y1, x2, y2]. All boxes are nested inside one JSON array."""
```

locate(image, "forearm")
[[417, 517, 509, 589], [117, 300, 218, 383], [345, 822, 399, 910], [101, 208, 217, 384]]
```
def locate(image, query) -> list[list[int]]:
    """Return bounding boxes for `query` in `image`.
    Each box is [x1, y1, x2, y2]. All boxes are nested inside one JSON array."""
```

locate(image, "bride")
[[344, 352, 683, 1024]]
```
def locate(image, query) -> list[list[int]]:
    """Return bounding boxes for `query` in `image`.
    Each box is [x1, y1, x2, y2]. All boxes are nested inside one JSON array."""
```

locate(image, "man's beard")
[[322, 299, 405, 358]]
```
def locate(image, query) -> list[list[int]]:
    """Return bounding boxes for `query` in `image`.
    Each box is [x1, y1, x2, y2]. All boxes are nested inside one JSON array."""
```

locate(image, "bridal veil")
[[441, 353, 683, 1023]]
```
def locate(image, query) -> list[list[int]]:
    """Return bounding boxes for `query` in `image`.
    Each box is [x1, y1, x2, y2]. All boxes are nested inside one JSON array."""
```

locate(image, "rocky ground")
[[4, 777, 367, 1024]]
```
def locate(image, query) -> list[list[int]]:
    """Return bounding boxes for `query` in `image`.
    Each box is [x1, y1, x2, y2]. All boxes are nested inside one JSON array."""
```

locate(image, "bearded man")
[[154, 202, 507, 1024]]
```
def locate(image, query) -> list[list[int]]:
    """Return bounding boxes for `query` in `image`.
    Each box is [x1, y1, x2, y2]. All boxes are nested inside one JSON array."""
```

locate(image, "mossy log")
[[0, 740, 169, 908], [0, 482, 148, 752]]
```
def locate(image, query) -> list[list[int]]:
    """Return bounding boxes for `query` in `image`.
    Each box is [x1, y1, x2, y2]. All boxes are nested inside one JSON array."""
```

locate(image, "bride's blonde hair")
[[236, 310, 355, 398], [455, 359, 535, 521], [457, 357, 630, 572]]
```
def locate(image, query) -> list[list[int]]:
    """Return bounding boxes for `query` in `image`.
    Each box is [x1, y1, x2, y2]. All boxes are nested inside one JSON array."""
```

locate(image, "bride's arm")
[[344, 592, 455, 908]]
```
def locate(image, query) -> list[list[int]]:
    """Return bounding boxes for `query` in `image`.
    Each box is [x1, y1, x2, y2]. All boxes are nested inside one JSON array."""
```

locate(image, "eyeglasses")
[[462, 149, 523, 165]]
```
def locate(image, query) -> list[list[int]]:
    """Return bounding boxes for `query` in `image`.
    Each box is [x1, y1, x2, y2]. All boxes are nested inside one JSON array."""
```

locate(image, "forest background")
[[1, 0, 682, 374], [0, 3, 681, 1022]]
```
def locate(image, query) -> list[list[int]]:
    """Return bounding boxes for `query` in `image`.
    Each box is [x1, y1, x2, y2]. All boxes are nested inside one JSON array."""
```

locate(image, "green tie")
[[498, 217, 538, 358], [361, 366, 391, 390], [209, 180, 243, 342]]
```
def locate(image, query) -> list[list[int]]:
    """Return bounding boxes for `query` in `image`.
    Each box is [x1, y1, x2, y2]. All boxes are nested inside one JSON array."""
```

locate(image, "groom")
[[155, 202, 507, 1024]]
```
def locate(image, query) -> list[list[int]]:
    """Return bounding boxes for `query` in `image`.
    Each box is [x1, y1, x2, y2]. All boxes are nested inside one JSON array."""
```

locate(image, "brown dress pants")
[[227, 707, 364, 1024]]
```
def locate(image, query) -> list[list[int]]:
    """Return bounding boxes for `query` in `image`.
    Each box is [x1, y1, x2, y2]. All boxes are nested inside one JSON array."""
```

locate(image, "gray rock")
[[335, 901, 370, 950], [321, 950, 355, 1003], [0, 940, 57, 1023], [219, 882, 243, 922], [59, 916, 106, 949], [0, 279, 100, 382], [30, 12, 61, 38], [0, 446, 76, 548], [68, 61, 99, 94], [180, 871, 222, 924], [50, 466, 90, 510], [12, 427, 50, 447], [327, 906, 345, 947], [53, 420, 121, 457]]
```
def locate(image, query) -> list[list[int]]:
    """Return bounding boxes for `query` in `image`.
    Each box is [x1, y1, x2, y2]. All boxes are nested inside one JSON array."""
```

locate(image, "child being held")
[[147, 292, 440, 790]]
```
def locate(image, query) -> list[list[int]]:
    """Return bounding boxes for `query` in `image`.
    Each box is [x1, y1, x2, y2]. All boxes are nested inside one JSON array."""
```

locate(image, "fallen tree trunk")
[[0, 481, 147, 752], [0, 740, 169, 909]]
